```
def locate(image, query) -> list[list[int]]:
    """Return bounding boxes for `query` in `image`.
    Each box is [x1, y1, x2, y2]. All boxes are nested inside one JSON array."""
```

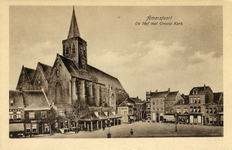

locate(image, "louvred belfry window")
[[72, 43, 75, 53]]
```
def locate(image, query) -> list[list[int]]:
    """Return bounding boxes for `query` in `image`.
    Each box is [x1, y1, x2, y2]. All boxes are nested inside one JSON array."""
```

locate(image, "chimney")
[[204, 84, 206, 90], [168, 88, 170, 92], [155, 89, 158, 92], [137, 96, 138, 99]]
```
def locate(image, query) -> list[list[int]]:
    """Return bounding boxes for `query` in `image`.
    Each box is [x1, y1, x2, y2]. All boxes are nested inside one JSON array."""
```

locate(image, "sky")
[[9, 6, 223, 100]]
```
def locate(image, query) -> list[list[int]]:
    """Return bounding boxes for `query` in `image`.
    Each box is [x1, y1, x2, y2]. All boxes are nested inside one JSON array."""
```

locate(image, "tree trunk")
[[50, 125, 52, 135]]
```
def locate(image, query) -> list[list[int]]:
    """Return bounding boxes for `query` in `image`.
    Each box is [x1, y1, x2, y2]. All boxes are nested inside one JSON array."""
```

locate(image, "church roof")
[[58, 54, 125, 90], [24, 67, 36, 83], [68, 8, 80, 39], [38, 62, 52, 80]]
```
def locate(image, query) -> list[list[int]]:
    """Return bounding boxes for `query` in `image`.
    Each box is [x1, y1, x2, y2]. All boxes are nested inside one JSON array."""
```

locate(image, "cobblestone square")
[[33, 122, 223, 138]]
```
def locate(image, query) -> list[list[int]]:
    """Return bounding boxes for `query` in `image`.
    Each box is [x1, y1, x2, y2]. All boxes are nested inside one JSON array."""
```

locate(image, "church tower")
[[62, 8, 87, 70]]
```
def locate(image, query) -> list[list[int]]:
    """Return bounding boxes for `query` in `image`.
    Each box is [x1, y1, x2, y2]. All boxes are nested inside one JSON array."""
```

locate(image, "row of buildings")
[[145, 85, 223, 126], [9, 8, 224, 137], [9, 8, 128, 137]]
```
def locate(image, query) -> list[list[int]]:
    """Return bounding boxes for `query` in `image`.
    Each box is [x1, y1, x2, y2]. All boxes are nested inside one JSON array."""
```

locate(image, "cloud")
[[88, 40, 222, 99]]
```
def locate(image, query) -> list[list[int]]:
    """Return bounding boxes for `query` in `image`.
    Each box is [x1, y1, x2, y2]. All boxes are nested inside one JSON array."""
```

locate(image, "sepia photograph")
[[8, 6, 224, 139]]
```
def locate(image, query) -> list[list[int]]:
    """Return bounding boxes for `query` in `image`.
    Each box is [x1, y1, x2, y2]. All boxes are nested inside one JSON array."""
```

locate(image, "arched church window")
[[72, 43, 75, 53]]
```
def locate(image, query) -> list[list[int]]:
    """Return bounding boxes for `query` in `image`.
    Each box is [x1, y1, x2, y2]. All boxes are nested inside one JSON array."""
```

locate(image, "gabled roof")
[[189, 85, 210, 95], [166, 91, 179, 100], [68, 8, 80, 39], [79, 110, 99, 121], [151, 91, 169, 98], [118, 100, 129, 107], [130, 97, 144, 104], [58, 54, 125, 90], [23, 90, 50, 110], [38, 62, 52, 80], [24, 67, 36, 83], [9, 90, 24, 109]]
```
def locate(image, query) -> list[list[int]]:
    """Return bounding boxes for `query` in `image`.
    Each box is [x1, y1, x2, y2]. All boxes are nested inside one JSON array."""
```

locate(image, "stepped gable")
[[9, 90, 24, 109]]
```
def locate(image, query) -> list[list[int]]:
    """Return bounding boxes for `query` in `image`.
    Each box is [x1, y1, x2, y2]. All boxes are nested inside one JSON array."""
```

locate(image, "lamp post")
[[107, 118, 111, 138], [174, 113, 178, 132]]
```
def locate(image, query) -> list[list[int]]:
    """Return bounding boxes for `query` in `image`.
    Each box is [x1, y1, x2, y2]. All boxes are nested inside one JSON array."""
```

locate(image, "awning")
[[9, 123, 24, 132]]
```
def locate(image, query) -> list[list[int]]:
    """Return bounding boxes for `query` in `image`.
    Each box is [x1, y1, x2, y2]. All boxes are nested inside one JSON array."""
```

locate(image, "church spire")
[[67, 7, 80, 39]]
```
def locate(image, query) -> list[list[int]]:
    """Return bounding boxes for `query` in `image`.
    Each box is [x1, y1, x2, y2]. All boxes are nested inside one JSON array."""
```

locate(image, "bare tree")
[[44, 108, 58, 135], [73, 100, 90, 129]]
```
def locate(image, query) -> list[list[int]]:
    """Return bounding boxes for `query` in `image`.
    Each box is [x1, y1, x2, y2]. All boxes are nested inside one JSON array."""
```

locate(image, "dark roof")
[[80, 110, 99, 121], [118, 100, 129, 107], [189, 86, 210, 95], [214, 92, 222, 103], [23, 90, 50, 110], [9, 90, 24, 109], [24, 67, 36, 83], [151, 91, 169, 98], [58, 54, 125, 90], [166, 91, 178, 100], [130, 97, 144, 104], [175, 98, 189, 105], [39, 62, 52, 80], [67, 9, 80, 39]]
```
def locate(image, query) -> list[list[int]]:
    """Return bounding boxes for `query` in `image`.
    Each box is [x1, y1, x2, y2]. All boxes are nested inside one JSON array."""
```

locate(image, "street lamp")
[[174, 113, 178, 132]]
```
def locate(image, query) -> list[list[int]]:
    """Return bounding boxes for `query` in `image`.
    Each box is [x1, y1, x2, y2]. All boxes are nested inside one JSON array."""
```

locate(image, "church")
[[14, 8, 128, 132]]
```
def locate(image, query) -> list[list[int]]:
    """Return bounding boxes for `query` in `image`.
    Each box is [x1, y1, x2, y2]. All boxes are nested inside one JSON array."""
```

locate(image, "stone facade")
[[14, 8, 128, 132]]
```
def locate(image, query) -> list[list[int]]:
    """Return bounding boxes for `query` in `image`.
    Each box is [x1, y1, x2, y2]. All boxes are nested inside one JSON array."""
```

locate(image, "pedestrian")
[[130, 128, 133, 135], [103, 124, 105, 131]]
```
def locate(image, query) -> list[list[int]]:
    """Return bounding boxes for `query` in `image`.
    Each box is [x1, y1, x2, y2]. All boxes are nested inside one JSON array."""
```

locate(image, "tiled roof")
[[151, 91, 169, 98], [9, 90, 24, 109], [189, 86, 210, 95], [166, 91, 178, 100], [39, 62, 52, 80], [59, 54, 125, 90], [118, 100, 129, 107], [130, 97, 144, 104], [23, 90, 50, 110]]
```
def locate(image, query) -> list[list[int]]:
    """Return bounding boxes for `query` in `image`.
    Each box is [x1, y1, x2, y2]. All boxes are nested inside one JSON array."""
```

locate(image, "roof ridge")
[[39, 62, 52, 68], [87, 64, 118, 80]]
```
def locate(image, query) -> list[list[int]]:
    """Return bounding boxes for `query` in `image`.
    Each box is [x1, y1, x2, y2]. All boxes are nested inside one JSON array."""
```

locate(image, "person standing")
[[130, 129, 133, 135]]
